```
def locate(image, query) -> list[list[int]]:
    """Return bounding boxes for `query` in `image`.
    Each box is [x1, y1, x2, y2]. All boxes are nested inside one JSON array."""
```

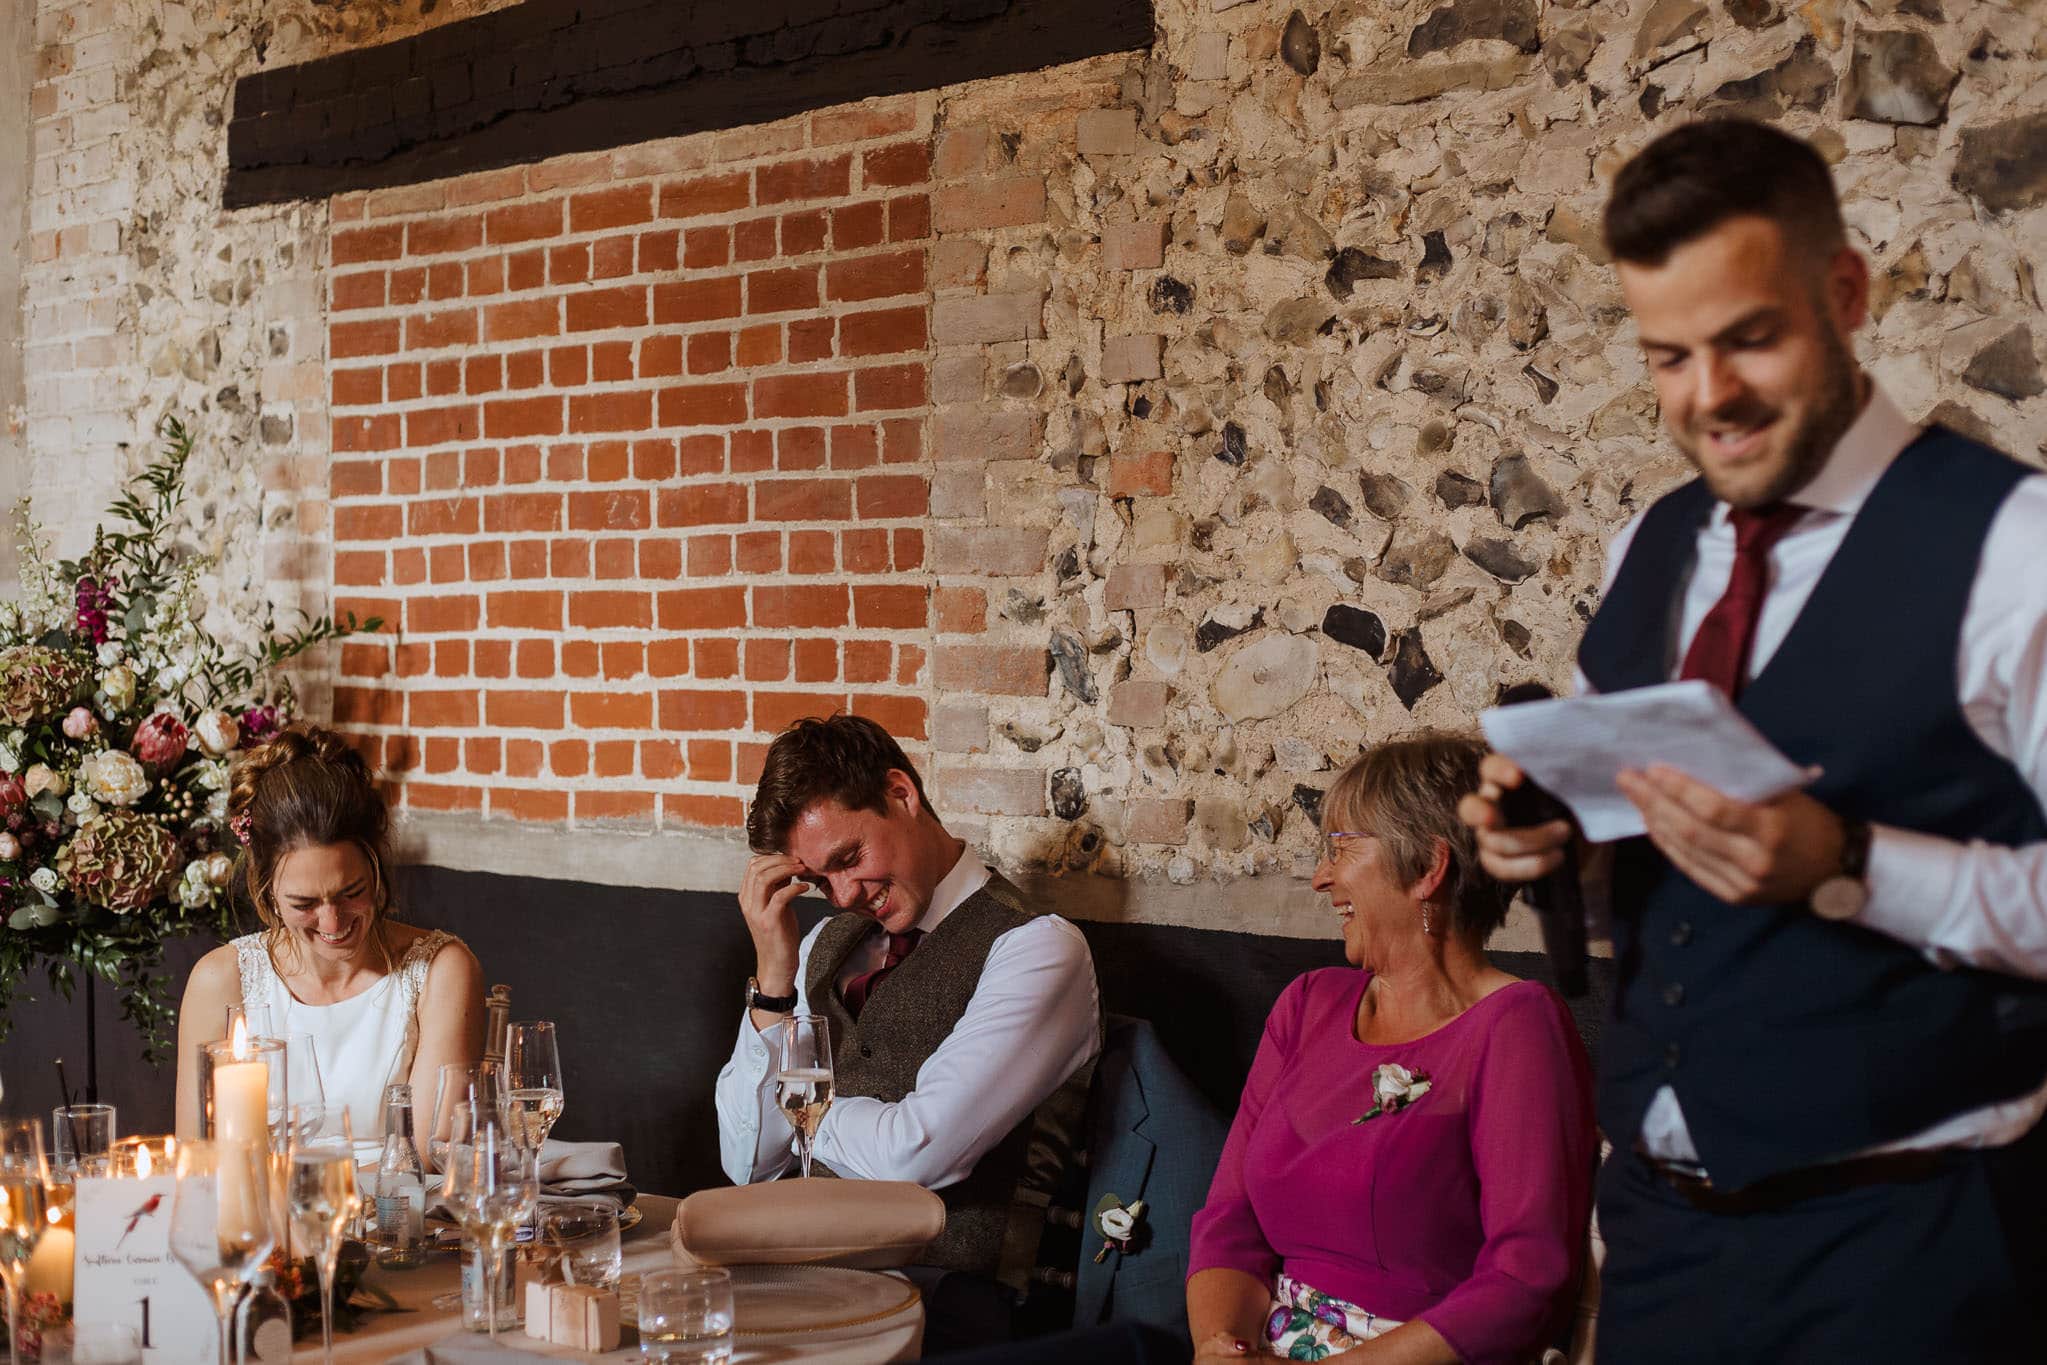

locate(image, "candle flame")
[[136, 1145, 154, 1179], [230, 1014, 249, 1060], [46, 1205, 61, 1225]]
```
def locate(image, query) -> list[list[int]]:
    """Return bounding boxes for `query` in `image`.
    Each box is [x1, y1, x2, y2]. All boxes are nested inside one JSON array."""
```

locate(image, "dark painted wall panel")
[[3, 866, 1610, 1201]]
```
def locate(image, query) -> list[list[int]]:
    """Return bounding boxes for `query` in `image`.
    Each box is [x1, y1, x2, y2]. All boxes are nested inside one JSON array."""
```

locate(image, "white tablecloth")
[[301, 1195, 923, 1363]]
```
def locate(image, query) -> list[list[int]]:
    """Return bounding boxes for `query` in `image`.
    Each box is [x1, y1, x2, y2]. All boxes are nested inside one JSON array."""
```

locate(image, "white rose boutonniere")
[[82, 749, 149, 807], [1091, 1193, 1149, 1263], [1353, 1063, 1433, 1125]]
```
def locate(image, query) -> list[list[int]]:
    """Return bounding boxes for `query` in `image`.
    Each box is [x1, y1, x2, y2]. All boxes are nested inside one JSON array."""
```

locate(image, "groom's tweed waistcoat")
[[806, 871, 1096, 1284]]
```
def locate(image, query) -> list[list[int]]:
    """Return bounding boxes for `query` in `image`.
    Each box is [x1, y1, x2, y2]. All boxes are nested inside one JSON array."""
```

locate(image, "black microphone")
[[1494, 683, 1588, 998]]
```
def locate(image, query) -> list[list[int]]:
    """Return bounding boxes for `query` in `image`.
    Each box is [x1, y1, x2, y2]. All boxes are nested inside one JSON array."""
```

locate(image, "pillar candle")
[[215, 1143, 268, 1252], [22, 1213, 73, 1302], [213, 1058, 269, 1148]]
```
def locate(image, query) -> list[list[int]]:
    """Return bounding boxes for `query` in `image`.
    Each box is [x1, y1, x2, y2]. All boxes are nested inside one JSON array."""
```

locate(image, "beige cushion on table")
[[673, 1177, 945, 1269]]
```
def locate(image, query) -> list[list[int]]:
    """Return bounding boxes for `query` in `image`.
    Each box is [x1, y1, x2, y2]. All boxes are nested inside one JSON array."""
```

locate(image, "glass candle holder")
[[109, 1136, 179, 1180]]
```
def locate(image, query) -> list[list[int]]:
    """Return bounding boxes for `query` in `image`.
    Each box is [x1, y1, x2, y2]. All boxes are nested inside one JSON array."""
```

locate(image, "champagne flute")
[[503, 1021, 564, 1151], [0, 1119, 50, 1365], [288, 1105, 360, 1365], [429, 1062, 500, 1172], [773, 1014, 834, 1179], [168, 1139, 277, 1365], [444, 1118, 538, 1345]]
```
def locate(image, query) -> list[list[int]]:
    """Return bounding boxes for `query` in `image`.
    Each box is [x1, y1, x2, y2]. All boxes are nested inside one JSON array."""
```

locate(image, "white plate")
[[728, 1264, 920, 1338]]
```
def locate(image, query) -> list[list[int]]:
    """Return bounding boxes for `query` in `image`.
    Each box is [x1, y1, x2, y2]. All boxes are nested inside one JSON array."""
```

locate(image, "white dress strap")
[[233, 934, 275, 1019], [394, 929, 456, 1087]]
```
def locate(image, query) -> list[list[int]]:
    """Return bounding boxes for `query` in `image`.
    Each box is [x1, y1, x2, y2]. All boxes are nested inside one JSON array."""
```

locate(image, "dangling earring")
[[1422, 903, 1433, 935]]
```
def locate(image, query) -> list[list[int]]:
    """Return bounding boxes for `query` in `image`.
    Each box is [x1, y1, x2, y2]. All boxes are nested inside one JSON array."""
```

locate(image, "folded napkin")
[[540, 1138, 635, 1209], [673, 1177, 944, 1270]]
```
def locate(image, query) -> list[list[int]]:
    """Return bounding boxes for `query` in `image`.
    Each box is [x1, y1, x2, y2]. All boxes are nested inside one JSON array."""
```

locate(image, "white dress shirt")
[[1579, 387, 2047, 1164], [715, 849, 1101, 1188]]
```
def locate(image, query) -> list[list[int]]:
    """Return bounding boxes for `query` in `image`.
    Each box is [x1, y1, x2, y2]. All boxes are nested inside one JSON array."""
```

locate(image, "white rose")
[[195, 711, 241, 756], [0, 832, 19, 860], [96, 641, 124, 666], [30, 866, 58, 894], [26, 764, 67, 799], [82, 750, 149, 807], [1099, 1205, 1139, 1240], [0, 742, 17, 775], [100, 665, 137, 710], [66, 790, 98, 820], [1373, 1063, 1418, 1108]]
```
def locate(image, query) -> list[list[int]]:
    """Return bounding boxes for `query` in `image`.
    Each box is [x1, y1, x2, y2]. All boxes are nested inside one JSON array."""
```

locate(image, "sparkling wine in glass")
[[168, 1138, 277, 1365], [774, 1014, 834, 1179], [503, 1020, 565, 1151], [289, 1105, 360, 1365], [0, 1119, 50, 1365]]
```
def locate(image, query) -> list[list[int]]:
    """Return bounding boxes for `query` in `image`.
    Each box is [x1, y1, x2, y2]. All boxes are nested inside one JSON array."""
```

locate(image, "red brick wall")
[[325, 97, 955, 830]]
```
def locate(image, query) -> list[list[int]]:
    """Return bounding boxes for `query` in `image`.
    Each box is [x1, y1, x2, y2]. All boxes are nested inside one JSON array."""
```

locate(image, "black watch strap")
[[1838, 817, 1872, 880], [746, 976, 798, 1013]]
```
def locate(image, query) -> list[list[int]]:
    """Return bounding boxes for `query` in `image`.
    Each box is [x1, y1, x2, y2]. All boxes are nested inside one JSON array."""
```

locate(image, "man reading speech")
[[1463, 118, 2047, 1362]]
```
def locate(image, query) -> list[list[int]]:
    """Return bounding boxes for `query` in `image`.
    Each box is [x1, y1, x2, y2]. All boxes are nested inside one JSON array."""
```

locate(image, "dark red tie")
[[1678, 503, 1804, 699], [842, 929, 923, 1020]]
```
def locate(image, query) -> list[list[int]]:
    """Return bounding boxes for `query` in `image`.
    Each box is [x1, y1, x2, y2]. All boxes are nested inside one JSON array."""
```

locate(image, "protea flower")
[[130, 712, 190, 774]]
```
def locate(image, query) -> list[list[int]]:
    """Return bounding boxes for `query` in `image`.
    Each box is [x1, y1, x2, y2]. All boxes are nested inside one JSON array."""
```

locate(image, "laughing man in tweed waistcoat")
[[714, 714, 1101, 1339]]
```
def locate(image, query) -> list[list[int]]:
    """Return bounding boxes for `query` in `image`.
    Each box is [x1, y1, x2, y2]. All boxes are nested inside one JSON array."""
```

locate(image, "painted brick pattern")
[[327, 97, 941, 829]]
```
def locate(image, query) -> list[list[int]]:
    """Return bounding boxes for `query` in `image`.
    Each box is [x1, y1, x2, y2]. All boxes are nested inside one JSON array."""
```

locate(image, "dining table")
[[299, 1195, 925, 1363]]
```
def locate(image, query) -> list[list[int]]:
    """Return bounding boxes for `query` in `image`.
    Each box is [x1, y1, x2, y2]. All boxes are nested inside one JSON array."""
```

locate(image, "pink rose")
[[0, 775, 24, 819], [62, 706, 96, 740], [130, 712, 190, 774]]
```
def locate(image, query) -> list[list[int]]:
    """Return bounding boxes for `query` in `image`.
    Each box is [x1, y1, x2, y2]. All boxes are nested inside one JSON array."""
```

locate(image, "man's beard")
[[1681, 325, 1864, 509]]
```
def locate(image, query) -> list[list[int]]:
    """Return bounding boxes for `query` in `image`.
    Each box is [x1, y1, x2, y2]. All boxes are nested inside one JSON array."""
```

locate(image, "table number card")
[[71, 1175, 219, 1364]]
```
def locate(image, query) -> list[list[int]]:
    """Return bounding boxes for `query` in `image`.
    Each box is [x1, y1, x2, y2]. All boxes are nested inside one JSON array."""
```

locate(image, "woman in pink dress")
[[1187, 734, 1596, 1364]]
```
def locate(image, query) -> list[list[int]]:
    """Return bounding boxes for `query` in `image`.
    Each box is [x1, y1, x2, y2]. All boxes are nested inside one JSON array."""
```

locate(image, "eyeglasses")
[[1320, 831, 1373, 864]]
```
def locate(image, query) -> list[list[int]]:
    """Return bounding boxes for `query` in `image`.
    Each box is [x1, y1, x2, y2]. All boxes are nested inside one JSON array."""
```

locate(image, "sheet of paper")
[[1479, 680, 1813, 843]]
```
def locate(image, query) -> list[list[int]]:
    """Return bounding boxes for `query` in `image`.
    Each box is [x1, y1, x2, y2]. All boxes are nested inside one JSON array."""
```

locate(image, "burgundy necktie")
[[1678, 502, 1804, 699], [842, 929, 923, 1020]]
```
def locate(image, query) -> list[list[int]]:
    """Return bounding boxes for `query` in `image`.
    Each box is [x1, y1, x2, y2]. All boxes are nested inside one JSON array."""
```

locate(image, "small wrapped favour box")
[[547, 1284, 621, 1353]]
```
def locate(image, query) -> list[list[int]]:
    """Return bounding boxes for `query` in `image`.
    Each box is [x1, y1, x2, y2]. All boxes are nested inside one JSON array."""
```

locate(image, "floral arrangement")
[[1351, 1063, 1431, 1124], [0, 416, 379, 1056]]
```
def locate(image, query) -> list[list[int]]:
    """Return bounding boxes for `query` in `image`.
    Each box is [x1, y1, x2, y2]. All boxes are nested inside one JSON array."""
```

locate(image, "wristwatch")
[[1810, 817, 1872, 921], [745, 976, 798, 1013]]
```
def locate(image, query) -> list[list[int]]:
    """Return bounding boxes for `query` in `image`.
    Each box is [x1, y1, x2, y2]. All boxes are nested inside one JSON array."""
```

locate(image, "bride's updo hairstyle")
[[228, 723, 397, 968]]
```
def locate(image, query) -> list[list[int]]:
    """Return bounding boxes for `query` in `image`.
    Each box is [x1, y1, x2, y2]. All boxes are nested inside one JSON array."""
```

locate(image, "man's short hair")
[[747, 713, 933, 853], [1603, 118, 1846, 266]]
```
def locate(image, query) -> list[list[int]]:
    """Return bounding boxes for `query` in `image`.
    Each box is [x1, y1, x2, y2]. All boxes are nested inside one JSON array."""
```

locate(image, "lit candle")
[[213, 1019, 270, 1148], [23, 1204, 73, 1302]]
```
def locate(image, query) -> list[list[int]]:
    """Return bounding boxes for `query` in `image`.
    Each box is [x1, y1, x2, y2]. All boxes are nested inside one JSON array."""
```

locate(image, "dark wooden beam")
[[225, 0, 1155, 208]]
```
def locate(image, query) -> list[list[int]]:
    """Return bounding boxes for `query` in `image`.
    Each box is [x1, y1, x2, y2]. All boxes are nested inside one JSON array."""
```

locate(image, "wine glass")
[[285, 1033, 326, 1108], [168, 1138, 277, 1365], [288, 1105, 360, 1365], [429, 1062, 500, 1172], [0, 1119, 51, 1364], [503, 1021, 564, 1151], [443, 1118, 538, 1345], [773, 1014, 834, 1179]]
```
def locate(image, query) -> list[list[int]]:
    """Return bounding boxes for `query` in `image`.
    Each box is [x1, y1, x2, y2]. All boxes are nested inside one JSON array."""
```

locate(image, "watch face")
[[1811, 875, 1868, 922]]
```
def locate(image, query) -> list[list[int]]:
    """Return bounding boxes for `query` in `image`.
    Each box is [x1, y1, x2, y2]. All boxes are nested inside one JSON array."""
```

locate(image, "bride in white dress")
[[175, 725, 483, 1153]]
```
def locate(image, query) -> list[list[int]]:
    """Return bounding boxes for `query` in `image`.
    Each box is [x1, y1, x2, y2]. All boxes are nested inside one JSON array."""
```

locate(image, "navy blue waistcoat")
[[1578, 427, 2047, 1189]]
